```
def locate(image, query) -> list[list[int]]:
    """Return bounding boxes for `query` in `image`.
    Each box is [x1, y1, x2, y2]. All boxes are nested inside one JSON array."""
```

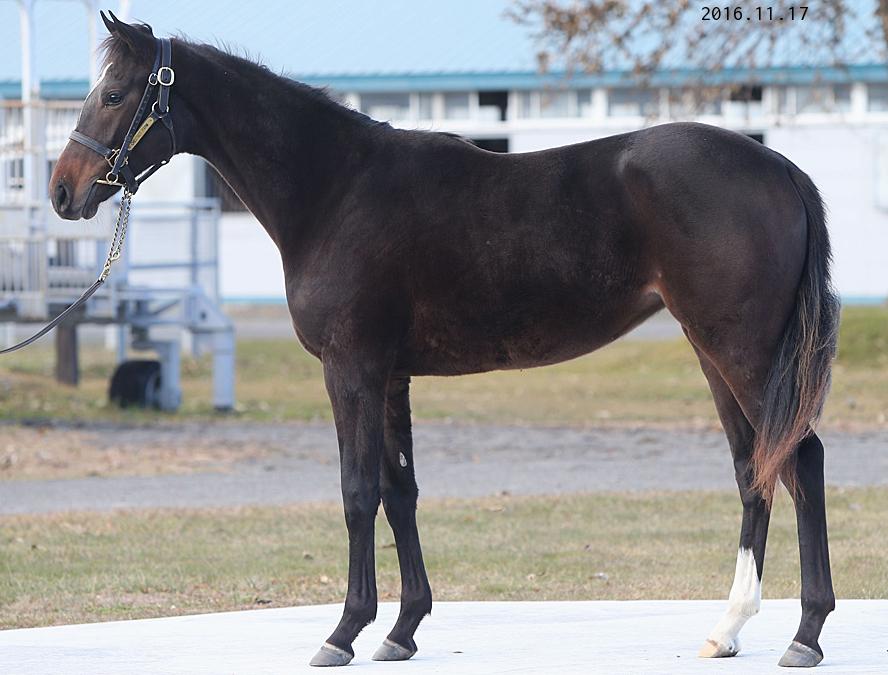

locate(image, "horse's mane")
[[100, 27, 475, 145], [100, 27, 373, 125]]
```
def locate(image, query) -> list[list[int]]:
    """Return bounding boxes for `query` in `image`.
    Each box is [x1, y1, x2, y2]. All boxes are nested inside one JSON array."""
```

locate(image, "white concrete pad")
[[0, 600, 885, 674]]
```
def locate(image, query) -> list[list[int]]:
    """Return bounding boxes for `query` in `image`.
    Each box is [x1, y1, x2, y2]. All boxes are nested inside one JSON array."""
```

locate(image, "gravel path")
[[1, 422, 885, 514]]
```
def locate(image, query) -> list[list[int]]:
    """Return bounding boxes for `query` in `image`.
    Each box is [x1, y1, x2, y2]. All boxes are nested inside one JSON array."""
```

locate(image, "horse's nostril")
[[54, 181, 70, 211]]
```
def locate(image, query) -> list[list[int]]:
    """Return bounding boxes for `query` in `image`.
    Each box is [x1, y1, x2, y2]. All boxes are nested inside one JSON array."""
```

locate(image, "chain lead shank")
[[102, 190, 132, 280]]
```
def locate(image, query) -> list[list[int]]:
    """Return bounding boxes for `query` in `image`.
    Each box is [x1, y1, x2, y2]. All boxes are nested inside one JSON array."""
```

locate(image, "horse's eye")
[[104, 92, 123, 107]]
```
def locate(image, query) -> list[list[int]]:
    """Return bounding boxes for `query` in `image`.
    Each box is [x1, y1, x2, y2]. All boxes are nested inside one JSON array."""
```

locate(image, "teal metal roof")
[[1, 0, 885, 99], [5, 63, 888, 101]]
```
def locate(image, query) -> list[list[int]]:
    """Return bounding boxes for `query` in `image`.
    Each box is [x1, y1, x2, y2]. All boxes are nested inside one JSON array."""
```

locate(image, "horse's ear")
[[102, 11, 155, 63], [100, 11, 115, 34]]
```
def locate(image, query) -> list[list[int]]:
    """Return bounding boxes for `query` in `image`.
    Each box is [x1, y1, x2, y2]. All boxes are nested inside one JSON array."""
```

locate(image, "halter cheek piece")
[[69, 36, 176, 194]]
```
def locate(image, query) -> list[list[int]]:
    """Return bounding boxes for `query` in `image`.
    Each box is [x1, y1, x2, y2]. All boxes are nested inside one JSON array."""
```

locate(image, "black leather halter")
[[69, 37, 176, 194]]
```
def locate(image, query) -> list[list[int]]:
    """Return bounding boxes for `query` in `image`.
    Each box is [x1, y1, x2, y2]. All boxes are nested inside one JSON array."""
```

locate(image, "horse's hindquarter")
[[618, 123, 808, 352]]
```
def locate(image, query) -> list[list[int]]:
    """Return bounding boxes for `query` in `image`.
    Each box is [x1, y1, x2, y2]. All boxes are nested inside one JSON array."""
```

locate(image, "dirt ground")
[[1, 420, 885, 514]]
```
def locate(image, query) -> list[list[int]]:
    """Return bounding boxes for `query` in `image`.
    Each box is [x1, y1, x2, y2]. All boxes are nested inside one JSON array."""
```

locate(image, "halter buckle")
[[151, 66, 175, 87]]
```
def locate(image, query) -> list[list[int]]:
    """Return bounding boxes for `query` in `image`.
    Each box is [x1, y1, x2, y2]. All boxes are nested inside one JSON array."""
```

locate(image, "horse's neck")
[[174, 44, 372, 247]]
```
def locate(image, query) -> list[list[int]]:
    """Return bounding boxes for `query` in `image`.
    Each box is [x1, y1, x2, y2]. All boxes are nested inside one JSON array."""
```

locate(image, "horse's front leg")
[[310, 353, 389, 667]]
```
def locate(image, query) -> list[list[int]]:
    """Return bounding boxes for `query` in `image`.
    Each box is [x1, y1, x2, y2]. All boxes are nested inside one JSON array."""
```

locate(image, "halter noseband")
[[69, 37, 176, 194]]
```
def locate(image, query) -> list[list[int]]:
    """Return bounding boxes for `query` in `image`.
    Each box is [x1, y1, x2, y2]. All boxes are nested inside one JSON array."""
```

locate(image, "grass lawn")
[[1, 487, 886, 629], [0, 306, 886, 429]]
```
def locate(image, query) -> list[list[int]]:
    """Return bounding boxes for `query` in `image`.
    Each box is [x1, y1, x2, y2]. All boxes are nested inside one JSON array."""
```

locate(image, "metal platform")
[[0, 600, 885, 674]]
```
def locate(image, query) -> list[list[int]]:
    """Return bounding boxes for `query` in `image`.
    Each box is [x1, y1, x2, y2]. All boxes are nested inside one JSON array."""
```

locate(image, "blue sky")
[[0, 0, 537, 82]]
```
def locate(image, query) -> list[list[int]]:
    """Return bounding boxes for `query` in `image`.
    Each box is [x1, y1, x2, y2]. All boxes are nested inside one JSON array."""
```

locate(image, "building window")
[[478, 91, 508, 121], [540, 90, 571, 118], [668, 88, 722, 116], [730, 85, 763, 102], [4, 158, 24, 192], [576, 90, 593, 117], [444, 92, 471, 119], [773, 86, 791, 114], [796, 85, 851, 113], [834, 84, 852, 111], [516, 90, 592, 118], [360, 93, 410, 121], [868, 84, 888, 112], [608, 88, 658, 116], [795, 86, 824, 113], [418, 93, 434, 120], [517, 91, 535, 118], [775, 85, 853, 114]]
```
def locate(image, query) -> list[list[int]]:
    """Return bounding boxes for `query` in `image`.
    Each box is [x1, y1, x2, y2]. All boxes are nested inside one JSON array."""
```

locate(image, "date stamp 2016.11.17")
[[701, 6, 808, 21]]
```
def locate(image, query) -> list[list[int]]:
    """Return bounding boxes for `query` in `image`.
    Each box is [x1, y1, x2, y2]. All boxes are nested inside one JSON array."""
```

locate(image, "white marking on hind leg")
[[699, 547, 761, 658]]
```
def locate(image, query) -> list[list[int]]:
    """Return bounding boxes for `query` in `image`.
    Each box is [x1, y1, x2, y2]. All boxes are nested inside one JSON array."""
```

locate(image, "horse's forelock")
[[99, 23, 155, 70]]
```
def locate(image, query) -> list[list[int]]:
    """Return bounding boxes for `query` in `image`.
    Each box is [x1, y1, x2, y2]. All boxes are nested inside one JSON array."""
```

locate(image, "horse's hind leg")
[[683, 333, 834, 666], [693, 348, 771, 659], [372, 375, 433, 661], [777, 433, 834, 667]]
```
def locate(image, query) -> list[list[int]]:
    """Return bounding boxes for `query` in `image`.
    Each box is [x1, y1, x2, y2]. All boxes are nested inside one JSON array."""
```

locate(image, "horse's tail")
[[751, 163, 841, 505]]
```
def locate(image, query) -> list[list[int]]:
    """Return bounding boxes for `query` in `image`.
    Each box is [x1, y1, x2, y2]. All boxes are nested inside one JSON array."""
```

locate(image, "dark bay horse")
[[50, 15, 840, 668]]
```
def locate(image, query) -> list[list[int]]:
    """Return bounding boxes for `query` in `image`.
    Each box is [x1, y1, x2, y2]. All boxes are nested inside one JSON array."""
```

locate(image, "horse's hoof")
[[372, 638, 417, 661], [778, 641, 823, 668], [309, 642, 354, 667], [698, 638, 739, 658]]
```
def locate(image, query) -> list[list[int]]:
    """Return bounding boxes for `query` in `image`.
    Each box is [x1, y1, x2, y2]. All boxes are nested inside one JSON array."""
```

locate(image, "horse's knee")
[[341, 485, 380, 525], [801, 594, 835, 619]]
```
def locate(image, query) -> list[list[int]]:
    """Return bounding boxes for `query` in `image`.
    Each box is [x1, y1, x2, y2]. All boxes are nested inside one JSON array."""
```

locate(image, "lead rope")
[[0, 191, 132, 355]]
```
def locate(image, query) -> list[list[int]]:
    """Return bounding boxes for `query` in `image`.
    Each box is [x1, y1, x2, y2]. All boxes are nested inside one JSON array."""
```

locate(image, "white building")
[[1, 1, 886, 302]]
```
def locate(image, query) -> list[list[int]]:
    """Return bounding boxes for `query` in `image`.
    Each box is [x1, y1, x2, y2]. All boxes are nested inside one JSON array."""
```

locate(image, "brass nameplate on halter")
[[129, 116, 157, 150]]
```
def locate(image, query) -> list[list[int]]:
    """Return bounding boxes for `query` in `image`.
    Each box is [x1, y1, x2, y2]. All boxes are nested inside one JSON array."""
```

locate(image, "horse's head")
[[51, 13, 176, 219]]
